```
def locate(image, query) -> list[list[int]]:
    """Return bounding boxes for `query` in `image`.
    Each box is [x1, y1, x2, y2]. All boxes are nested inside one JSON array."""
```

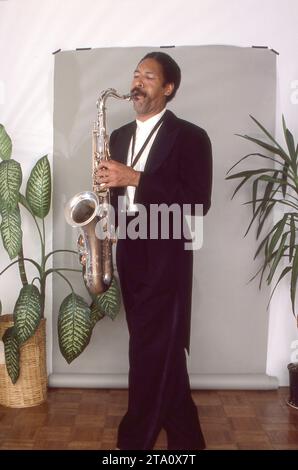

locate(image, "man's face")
[[130, 58, 173, 120]]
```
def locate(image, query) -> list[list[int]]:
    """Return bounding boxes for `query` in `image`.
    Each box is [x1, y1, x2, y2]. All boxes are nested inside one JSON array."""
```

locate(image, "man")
[[97, 52, 212, 450]]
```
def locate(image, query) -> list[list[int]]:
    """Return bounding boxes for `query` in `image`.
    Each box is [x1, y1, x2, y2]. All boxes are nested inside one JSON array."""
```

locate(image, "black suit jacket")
[[110, 109, 212, 216], [110, 109, 212, 353]]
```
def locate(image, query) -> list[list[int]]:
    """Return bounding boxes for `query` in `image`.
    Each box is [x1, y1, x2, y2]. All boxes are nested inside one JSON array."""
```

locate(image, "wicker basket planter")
[[0, 314, 47, 408]]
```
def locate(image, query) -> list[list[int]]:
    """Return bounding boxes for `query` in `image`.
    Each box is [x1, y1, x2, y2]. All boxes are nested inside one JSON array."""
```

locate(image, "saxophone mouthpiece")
[[129, 90, 139, 100]]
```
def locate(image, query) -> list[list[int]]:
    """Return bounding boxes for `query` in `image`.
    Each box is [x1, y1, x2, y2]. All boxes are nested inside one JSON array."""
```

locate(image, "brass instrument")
[[65, 89, 131, 295]]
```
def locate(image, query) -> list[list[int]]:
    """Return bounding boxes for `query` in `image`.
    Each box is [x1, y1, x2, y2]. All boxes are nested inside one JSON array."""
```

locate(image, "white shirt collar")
[[136, 107, 167, 131]]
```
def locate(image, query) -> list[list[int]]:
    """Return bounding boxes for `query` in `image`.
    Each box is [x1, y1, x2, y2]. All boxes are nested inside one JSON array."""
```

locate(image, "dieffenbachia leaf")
[[58, 293, 92, 364], [26, 155, 51, 218], [13, 284, 42, 345], [0, 159, 22, 211], [0, 124, 12, 161]]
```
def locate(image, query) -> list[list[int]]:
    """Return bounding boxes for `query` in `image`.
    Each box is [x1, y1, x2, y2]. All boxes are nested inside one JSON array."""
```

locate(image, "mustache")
[[131, 87, 146, 98]]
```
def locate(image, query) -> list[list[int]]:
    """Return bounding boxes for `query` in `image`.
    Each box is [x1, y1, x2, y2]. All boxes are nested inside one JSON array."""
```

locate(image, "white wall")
[[0, 0, 297, 385]]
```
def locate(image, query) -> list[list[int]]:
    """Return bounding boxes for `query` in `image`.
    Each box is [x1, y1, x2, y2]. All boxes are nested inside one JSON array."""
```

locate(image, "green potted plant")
[[226, 115, 298, 408], [0, 124, 120, 406]]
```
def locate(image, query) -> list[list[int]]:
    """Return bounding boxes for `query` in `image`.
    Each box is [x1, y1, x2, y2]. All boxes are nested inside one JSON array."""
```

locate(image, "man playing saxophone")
[[97, 52, 212, 450]]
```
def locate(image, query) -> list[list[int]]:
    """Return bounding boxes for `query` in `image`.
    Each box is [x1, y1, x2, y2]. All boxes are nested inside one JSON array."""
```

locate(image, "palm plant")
[[0, 124, 120, 384], [226, 116, 298, 320]]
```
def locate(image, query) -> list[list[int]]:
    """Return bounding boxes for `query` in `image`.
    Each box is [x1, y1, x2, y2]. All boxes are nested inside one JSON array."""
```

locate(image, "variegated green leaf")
[[2, 326, 20, 384], [26, 155, 51, 218], [58, 293, 92, 364], [94, 277, 121, 320], [0, 124, 12, 160], [0, 204, 22, 259], [14, 284, 41, 345], [0, 159, 22, 211], [90, 300, 105, 328]]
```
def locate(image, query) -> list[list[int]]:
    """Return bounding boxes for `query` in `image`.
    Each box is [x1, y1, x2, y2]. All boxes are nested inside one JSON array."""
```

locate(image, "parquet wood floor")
[[0, 387, 297, 450]]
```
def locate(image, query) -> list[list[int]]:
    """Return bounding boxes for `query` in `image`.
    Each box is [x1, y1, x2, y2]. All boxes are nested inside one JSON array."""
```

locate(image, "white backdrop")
[[0, 0, 297, 385]]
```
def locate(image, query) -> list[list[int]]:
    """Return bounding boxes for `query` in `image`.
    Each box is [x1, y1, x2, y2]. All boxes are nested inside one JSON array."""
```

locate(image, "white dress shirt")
[[125, 107, 167, 212]]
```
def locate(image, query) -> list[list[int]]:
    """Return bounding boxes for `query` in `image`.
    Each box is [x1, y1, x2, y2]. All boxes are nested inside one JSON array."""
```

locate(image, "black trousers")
[[116, 233, 205, 451]]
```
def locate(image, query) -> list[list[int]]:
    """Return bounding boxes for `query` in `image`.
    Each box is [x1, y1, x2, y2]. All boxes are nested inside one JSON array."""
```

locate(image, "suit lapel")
[[112, 121, 136, 165], [143, 110, 179, 174]]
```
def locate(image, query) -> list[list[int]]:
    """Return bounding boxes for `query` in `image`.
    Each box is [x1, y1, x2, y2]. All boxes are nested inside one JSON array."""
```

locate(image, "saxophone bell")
[[64, 191, 99, 228], [65, 191, 111, 295]]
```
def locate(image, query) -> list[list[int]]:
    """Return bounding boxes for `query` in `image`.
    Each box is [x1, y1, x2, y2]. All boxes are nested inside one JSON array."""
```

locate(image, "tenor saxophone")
[[65, 89, 131, 295]]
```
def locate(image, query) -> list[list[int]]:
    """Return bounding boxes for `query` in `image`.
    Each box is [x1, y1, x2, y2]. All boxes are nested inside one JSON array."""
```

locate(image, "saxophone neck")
[[96, 88, 132, 122], [97, 88, 132, 108], [94, 88, 132, 149]]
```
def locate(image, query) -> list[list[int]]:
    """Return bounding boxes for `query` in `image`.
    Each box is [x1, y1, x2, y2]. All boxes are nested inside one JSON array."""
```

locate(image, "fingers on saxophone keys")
[[96, 170, 108, 183], [98, 161, 111, 170]]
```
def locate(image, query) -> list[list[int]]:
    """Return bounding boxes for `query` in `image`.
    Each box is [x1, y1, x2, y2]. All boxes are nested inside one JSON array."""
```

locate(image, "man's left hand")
[[97, 160, 141, 188]]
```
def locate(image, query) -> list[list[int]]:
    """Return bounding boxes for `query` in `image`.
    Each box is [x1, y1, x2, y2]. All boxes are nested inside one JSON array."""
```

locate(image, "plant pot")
[[0, 314, 47, 408], [287, 362, 298, 410]]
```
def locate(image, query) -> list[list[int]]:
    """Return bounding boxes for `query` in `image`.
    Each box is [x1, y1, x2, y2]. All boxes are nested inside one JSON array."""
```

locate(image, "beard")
[[131, 88, 151, 116], [132, 97, 151, 116], [130, 87, 165, 118]]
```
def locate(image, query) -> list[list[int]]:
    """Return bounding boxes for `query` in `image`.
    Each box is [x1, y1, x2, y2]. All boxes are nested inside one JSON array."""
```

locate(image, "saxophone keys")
[[79, 253, 87, 266], [77, 234, 85, 251]]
